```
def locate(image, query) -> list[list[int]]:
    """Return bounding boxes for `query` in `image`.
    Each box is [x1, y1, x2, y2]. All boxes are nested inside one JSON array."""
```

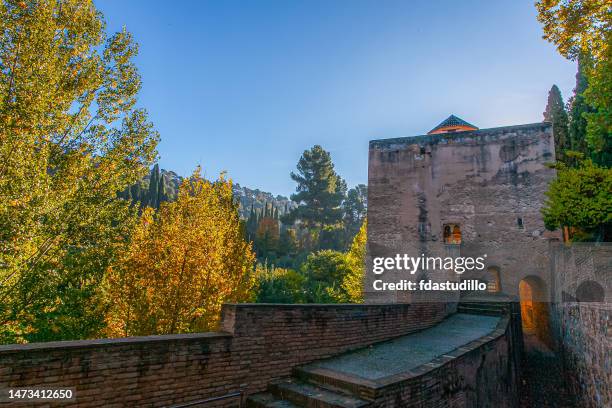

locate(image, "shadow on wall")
[[575, 280, 605, 302]]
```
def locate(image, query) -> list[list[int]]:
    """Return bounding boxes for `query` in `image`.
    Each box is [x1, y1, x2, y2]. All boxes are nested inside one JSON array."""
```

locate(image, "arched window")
[[443, 223, 461, 244]]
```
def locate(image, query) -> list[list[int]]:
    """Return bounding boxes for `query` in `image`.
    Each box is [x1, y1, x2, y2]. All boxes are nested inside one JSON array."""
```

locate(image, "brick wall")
[[0, 303, 450, 407]]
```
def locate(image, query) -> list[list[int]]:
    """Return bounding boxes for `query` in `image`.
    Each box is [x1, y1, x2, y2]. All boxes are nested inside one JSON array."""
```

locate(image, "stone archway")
[[518, 276, 552, 347]]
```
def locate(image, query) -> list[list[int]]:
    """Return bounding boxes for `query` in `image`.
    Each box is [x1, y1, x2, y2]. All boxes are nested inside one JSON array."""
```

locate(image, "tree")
[[256, 216, 280, 259], [156, 172, 168, 206], [278, 228, 297, 259], [567, 58, 594, 157], [535, 0, 609, 62], [542, 160, 612, 241], [286, 145, 346, 228], [300, 250, 352, 302], [0, 1, 158, 343], [105, 168, 256, 336], [342, 220, 367, 303], [582, 40, 612, 166], [536, 0, 611, 166], [255, 264, 306, 303], [343, 184, 367, 241], [544, 85, 570, 161]]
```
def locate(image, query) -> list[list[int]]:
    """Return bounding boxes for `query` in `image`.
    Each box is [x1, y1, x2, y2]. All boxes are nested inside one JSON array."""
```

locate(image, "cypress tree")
[[246, 204, 257, 237], [544, 85, 570, 162], [157, 173, 167, 207], [148, 164, 160, 208]]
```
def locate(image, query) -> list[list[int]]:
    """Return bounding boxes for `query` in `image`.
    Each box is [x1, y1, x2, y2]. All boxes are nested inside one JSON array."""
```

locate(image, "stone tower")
[[366, 118, 557, 304]]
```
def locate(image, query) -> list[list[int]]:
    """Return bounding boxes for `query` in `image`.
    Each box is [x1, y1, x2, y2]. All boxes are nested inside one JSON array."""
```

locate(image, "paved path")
[[305, 313, 500, 380]]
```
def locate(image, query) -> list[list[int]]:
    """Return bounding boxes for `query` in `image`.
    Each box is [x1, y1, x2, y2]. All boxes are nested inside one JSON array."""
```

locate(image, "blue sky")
[[97, 0, 576, 197]]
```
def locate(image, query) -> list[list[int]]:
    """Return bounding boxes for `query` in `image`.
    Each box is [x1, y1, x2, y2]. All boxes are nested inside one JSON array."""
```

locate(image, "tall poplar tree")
[[0, 0, 158, 343]]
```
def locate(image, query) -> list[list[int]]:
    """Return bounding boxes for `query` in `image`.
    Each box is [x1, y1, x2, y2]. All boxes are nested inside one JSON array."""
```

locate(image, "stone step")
[[269, 378, 370, 408], [457, 305, 504, 316], [459, 301, 510, 309], [246, 392, 301, 408], [293, 366, 375, 401], [460, 302, 510, 310]]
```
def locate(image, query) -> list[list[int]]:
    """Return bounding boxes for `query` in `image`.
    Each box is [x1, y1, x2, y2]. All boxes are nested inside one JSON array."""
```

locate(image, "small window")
[[443, 224, 461, 244], [517, 218, 524, 229], [486, 267, 501, 293]]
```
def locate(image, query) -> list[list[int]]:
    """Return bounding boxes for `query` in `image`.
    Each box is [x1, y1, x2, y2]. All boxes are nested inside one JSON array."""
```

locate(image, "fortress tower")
[[366, 117, 557, 304]]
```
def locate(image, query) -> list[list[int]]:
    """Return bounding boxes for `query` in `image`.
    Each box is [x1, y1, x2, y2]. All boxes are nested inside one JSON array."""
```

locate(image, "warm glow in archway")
[[519, 276, 552, 346]]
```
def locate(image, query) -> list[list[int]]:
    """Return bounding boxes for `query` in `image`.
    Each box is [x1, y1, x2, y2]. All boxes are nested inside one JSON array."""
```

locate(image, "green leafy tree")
[[544, 85, 570, 161], [319, 225, 346, 251], [536, 0, 611, 166], [0, 0, 158, 343], [255, 264, 306, 303], [342, 220, 367, 303], [278, 228, 297, 258], [582, 40, 612, 166], [542, 160, 612, 241], [300, 250, 351, 302], [567, 57, 594, 157]]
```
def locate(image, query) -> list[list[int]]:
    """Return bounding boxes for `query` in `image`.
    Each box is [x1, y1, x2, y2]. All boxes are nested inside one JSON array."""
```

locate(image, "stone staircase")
[[246, 367, 371, 408]]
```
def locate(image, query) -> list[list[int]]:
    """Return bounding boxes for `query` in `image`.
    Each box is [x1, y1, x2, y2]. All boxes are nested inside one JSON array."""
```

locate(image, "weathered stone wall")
[[0, 303, 449, 407], [549, 243, 612, 408], [366, 123, 557, 303]]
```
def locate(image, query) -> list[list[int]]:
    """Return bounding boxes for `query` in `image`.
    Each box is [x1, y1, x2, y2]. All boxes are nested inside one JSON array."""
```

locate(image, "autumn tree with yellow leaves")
[[105, 169, 256, 337], [0, 0, 158, 343]]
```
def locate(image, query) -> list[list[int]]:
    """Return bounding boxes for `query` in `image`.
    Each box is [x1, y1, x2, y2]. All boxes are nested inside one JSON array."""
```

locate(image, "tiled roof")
[[429, 115, 477, 133]]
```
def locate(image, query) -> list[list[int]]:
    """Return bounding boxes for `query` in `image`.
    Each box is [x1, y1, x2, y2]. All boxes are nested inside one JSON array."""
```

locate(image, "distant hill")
[[121, 166, 296, 219], [232, 183, 296, 219]]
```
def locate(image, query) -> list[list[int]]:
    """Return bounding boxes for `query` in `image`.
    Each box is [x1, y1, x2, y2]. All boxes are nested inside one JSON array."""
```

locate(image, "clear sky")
[[97, 0, 576, 197]]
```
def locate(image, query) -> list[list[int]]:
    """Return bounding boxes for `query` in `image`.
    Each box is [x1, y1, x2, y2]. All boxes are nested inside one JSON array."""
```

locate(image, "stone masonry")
[[366, 122, 557, 303]]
